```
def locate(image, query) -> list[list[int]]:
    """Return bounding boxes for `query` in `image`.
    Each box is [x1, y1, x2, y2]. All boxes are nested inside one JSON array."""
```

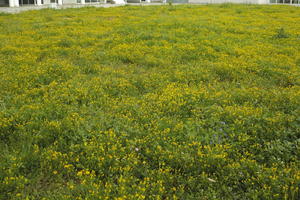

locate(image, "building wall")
[[42, 0, 77, 4], [168, 0, 189, 3], [189, 0, 268, 3], [63, 0, 78, 4], [43, 0, 106, 4]]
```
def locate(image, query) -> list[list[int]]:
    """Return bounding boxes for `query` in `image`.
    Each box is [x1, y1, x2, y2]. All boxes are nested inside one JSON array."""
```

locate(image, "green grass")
[[0, 4, 300, 200]]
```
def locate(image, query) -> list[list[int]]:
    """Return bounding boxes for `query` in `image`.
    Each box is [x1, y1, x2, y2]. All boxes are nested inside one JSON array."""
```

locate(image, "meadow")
[[0, 4, 300, 199]]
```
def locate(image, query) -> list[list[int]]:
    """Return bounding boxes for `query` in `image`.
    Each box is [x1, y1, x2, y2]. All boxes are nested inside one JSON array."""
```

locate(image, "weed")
[[274, 27, 289, 39]]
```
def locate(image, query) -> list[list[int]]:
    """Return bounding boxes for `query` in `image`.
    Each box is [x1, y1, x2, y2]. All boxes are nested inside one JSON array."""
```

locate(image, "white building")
[[189, 0, 299, 3], [0, 0, 299, 7], [0, 0, 124, 7]]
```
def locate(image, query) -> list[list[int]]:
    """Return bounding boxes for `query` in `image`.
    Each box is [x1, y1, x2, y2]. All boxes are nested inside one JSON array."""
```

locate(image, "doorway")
[[0, 0, 8, 6]]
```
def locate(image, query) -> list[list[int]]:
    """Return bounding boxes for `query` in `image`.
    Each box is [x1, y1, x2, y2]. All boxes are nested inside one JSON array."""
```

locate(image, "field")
[[0, 4, 300, 199]]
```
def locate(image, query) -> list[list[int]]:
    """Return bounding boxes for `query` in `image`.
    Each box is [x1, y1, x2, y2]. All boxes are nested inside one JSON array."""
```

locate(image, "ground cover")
[[0, 4, 300, 199]]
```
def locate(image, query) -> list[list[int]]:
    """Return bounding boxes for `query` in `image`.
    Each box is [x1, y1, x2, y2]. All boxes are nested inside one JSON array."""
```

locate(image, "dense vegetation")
[[0, 4, 300, 200]]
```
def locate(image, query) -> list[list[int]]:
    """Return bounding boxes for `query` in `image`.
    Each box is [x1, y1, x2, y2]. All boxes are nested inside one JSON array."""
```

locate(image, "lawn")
[[0, 4, 300, 200]]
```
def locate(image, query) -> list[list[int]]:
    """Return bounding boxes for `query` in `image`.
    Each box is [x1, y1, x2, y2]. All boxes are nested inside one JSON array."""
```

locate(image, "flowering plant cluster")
[[0, 4, 299, 200]]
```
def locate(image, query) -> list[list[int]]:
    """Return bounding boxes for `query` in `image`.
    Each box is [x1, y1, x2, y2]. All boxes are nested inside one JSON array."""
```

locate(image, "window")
[[270, 0, 299, 3]]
